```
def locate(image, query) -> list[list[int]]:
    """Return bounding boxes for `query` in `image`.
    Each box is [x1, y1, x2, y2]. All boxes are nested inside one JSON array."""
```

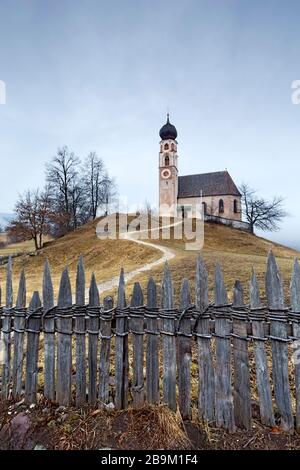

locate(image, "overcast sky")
[[0, 0, 300, 249]]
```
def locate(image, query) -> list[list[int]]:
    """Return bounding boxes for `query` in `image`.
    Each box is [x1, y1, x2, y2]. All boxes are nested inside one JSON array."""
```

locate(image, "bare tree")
[[46, 146, 82, 233], [82, 152, 106, 220], [7, 188, 52, 250], [98, 173, 118, 217], [239, 183, 287, 234]]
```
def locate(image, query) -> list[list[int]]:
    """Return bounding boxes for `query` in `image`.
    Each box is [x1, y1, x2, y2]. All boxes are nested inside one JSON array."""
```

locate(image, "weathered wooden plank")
[[250, 269, 275, 427], [12, 269, 26, 397], [232, 281, 251, 429], [195, 257, 215, 422], [233, 280, 244, 307], [214, 263, 228, 305], [145, 277, 159, 404], [1, 257, 13, 398], [178, 279, 192, 420], [75, 257, 86, 406], [290, 258, 300, 432], [115, 268, 129, 409], [88, 273, 100, 405], [130, 282, 145, 408], [56, 268, 73, 406], [214, 263, 235, 431], [99, 296, 113, 407], [266, 251, 293, 431], [43, 259, 56, 401], [161, 262, 177, 411], [25, 292, 42, 404]]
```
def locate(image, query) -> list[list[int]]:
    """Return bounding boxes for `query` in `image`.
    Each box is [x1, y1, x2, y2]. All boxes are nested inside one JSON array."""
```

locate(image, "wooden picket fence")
[[1, 251, 300, 433]]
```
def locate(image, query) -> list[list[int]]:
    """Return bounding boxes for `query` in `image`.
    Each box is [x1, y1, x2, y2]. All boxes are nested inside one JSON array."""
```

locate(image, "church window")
[[165, 155, 170, 166], [202, 202, 207, 215], [233, 199, 238, 213], [219, 199, 224, 214], [164, 143, 169, 150], [171, 143, 175, 151]]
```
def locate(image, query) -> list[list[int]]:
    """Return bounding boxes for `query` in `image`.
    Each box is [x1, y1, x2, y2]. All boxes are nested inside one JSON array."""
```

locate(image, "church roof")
[[178, 171, 241, 198]]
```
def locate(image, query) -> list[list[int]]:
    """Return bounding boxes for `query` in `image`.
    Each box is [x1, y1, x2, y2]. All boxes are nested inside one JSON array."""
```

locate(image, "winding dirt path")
[[97, 221, 180, 295]]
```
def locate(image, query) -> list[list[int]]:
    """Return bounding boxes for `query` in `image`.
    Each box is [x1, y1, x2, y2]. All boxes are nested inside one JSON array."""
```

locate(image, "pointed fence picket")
[[291, 258, 300, 432], [145, 277, 159, 405], [1, 252, 300, 433], [88, 274, 100, 405], [195, 257, 215, 423], [75, 257, 86, 406], [25, 291, 42, 404], [249, 269, 275, 427], [12, 270, 26, 398], [1, 257, 13, 399], [115, 268, 129, 410], [56, 268, 73, 406], [98, 295, 113, 406], [43, 259, 56, 402], [130, 282, 145, 408]]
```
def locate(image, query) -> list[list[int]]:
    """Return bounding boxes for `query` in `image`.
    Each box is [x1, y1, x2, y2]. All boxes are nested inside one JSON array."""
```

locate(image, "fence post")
[[74, 256, 86, 406], [178, 279, 192, 420], [115, 268, 129, 409], [43, 259, 56, 401], [1, 257, 13, 399], [214, 263, 235, 432], [25, 292, 42, 404], [266, 251, 293, 431], [145, 277, 159, 404], [195, 257, 215, 422], [161, 262, 177, 411], [88, 273, 100, 405], [99, 296, 113, 406], [56, 268, 73, 406], [232, 280, 251, 429], [130, 282, 145, 408], [12, 270, 26, 398], [290, 258, 300, 432], [249, 269, 275, 427]]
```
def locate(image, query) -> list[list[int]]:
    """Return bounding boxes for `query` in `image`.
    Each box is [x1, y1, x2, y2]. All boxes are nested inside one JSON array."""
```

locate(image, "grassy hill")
[[0, 217, 159, 302], [0, 216, 298, 305]]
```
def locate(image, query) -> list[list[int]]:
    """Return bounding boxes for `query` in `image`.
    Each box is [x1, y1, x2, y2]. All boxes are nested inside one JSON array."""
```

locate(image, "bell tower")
[[159, 114, 178, 217]]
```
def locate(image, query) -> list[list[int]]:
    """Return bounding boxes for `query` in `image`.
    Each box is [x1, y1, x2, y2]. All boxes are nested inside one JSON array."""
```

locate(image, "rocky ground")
[[1, 398, 300, 450]]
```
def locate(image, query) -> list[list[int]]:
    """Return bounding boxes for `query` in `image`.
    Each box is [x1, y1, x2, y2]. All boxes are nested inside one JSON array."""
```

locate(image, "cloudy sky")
[[0, 0, 299, 248]]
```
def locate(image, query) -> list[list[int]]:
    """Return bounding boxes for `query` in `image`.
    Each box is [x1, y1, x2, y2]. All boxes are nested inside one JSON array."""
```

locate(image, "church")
[[158, 115, 242, 222]]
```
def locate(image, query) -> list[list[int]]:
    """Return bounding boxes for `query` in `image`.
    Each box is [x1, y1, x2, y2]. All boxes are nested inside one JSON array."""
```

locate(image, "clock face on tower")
[[161, 168, 171, 179]]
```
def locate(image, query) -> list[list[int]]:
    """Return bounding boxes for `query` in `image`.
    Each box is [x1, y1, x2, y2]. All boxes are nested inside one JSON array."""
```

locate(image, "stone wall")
[[204, 214, 251, 232]]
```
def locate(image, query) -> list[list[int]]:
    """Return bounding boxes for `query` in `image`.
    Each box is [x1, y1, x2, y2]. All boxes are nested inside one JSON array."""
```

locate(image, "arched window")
[[164, 143, 169, 150], [233, 199, 238, 213], [219, 199, 224, 214], [165, 155, 169, 166], [171, 143, 175, 151], [202, 202, 207, 215]]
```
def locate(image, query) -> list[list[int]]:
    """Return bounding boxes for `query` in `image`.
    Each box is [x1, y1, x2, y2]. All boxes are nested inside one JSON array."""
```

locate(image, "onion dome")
[[159, 114, 177, 140]]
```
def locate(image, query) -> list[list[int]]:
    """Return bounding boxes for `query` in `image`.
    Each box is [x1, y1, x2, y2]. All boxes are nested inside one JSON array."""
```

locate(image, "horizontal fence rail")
[[0, 251, 300, 433]]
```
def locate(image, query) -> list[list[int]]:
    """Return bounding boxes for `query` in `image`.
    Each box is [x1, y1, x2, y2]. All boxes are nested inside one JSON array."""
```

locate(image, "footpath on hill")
[[96, 220, 181, 295]]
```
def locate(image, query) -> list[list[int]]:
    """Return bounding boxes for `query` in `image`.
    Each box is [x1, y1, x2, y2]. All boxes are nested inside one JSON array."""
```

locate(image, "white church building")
[[158, 115, 243, 224]]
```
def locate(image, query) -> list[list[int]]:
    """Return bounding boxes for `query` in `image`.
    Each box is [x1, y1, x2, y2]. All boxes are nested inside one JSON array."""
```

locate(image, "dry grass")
[[1, 397, 300, 450], [0, 399, 194, 450], [0, 217, 159, 302], [0, 236, 42, 256], [118, 220, 300, 305]]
